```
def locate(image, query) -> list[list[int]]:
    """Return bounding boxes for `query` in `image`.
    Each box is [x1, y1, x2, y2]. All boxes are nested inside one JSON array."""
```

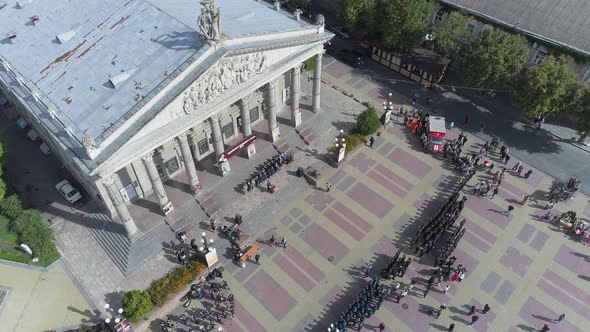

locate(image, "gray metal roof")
[[440, 0, 590, 55], [0, 0, 311, 148]]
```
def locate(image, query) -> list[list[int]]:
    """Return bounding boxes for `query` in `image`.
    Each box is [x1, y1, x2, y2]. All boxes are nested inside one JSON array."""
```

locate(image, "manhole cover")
[[402, 303, 408, 310], [328, 256, 334, 262]]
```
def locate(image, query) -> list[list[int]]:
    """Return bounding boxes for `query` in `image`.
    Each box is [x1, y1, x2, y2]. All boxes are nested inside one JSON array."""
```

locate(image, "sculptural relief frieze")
[[183, 52, 268, 114]]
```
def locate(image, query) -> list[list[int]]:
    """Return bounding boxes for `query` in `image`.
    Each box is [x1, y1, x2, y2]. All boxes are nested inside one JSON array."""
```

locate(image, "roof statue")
[[315, 14, 325, 27], [198, 0, 221, 42]]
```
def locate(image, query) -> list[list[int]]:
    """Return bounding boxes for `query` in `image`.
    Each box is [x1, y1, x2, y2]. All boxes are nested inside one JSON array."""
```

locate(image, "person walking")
[[269, 235, 276, 247], [483, 304, 490, 314], [505, 154, 511, 165], [369, 136, 375, 148], [255, 253, 261, 265], [210, 218, 217, 231], [525, 169, 533, 179], [555, 313, 565, 322], [517, 164, 524, 176], [521, 195, 530, 205], [325, 182, 332, 192], [540, 324, 550, 332], [468, 305, 476, 315], [448, 323, 455, 331], [281, 237, 287, 248], [506, 205, 514, 216], [491, 187, 499, 199], [512, 161, 522, 171], [443, 284, 450, 293], [467, 315, 479, 327], [378, 322, 385, 332]]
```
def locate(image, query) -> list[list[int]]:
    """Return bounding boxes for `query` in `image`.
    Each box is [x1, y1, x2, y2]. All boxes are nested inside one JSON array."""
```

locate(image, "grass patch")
[[0, 215, 59, 266]]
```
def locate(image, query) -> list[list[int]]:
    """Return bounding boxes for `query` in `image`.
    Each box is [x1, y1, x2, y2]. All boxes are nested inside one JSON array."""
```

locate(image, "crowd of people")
[[330, 278, 388, 331], [380, 250, 411, 280], [240, 152, 293, 193]]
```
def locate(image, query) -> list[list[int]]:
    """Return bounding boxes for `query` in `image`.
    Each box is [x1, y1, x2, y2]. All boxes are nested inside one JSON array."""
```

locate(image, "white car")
[[56, 180, 82, 204]]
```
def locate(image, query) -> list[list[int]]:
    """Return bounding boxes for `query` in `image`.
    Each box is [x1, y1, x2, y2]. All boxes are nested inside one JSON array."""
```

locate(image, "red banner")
[[220, 133, 256, 162]]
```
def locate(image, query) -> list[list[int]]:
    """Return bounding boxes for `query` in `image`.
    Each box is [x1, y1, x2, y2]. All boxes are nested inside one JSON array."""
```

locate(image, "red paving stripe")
[[465, 196, 511, 230], [234, 301, 268, 332], [519, 297, 583, 332], [299, 223, 350, 265], [332, 202, 373, 232], [553, 244, 590, 276], [387, 148, 432, 178], [283, 246, 326, 283], [374, 163, 414, 191], [320, 284, 342, 306], [383, 293, 431, 331], [543, 270, 590, 304], [244, 270, 297, 320], [464, 218, 497, 244], [463, 230, 492, 253], [347, 182, 394, 219], [273, 254, 315, 292], [323, 208, 365, 240], [368, 170, 408, 198], [500, 180, 528, 198], [537, 279, 590, 318]]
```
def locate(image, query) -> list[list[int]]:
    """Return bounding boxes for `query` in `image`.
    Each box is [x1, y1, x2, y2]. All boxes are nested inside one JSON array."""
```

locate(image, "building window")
[[250, 106, 259, 122], [466, 22, 476, 34], [197, 137, 209, 155], [222, 122, 234, 140], [165, 157, 180, 175], [533, 50, 547, 64], [435, 10, 444, 22]]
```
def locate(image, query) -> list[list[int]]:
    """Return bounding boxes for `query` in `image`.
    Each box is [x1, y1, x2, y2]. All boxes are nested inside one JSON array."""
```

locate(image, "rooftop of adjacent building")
[[440, 0, 590, 56], [0, 0, 311, 146]]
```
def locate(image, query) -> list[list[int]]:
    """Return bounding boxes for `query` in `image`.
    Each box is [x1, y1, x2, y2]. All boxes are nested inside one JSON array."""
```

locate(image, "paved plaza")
[[160, 95, 590, 331]]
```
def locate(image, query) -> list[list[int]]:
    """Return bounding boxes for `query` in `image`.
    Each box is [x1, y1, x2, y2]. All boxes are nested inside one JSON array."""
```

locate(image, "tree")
[[380, 0, 436, 51], [575, 84, 590, 142], [456, 29, 528, 89], [285, 0, 310, 10], [339, 0, 379, 38], [514, 56, 581, 117], [122, 290, 153, 322], [433, 11, 472, 59], [355, 107, 381, 135]]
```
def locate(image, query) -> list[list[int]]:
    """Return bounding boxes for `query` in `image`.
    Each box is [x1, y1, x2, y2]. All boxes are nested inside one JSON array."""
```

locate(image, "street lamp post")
[[201, 232, 214, 251], [334, 129, 346, 165], [104, 303, 124, 325]]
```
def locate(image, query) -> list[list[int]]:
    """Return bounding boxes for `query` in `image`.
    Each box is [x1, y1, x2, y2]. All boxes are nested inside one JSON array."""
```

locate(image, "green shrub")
[[8, 209, 59, 264], [122, 290, 152, 322], [0, 195, 23, 219], [354, 107, 381, 135], [148, 259, 207, 306], [303, 57, 317, 72], [343, 133, 366, 152]]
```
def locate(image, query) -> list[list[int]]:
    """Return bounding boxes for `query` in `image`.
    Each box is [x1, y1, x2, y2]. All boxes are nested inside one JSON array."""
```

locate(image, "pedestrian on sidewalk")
[[269, 235, 276, 247], [521, 194, 530, 205], [525, 169, 533, 179], [505, 154, 511, 164], [506, 205, 514, 216], [282, 237, 287, 248], [255, 253, 261, 265], [517, 164, 524, 176], [491, 187, 499, 199], [467, 315, 479, 327], [369, 136, 375, 148], [483, 304, 490, 314], [540, 324, 550, 332], [512, 161, 522, 171], [210, 218, 217, 231], [443, 284, 450, 293], [448, 323, 455, 331], [468, 305, 476, 315], [325, 182, 332, 192], [555, 313, 565, 322], [378, 322, 385, 332]]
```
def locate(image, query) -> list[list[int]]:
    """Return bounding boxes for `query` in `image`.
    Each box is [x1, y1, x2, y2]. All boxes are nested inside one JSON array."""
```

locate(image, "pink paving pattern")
[[413, 193, 431, 209], [500, 180, 529, 199], [272, 254, 315, 292], [304, 190, 334, 212], [453, 248, 480, 273], [387, 148, 432, 178], [234, 301, 268, 332], [244, 270, 297, 320], [465, 196, 511, 229], [368, 87, 384, 99], [466, 298, 497, 332], [499, 247, 533, 277], [542, 270, 590, 304], [383, 293, 431, 331], [387, 125, 406, 141], [323, 208, 365, 241], [347, 182, 394, 218], [374, 163, 415, 191], [368, 170, 408, 198], [519, 297, 583, 332], [537, 279, 590, 318], [299, 223, 350, 265], [553, 244, 590, 276], [333, 202, 374, 232], [463, 230, 492, 253], [283, 246, 326, 283], [463, 218, 497, 244], [371, 236, 399, 257], [350, 152, 376, 173]]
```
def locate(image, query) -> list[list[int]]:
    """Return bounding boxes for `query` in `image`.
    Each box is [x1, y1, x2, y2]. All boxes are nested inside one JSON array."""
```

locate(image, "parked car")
[[56, 180, 82, 204], [328, 25, 351, 39], [337, 49, 367, 68]]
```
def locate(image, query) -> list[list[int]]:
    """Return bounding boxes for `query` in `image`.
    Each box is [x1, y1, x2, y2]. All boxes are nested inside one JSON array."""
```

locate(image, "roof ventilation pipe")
[[56, 30, 76, 44], [16, 0, 32, 8], [108, 69, 136, 89]]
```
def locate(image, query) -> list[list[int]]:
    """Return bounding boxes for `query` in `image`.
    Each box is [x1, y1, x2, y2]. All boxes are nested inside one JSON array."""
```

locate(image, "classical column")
[[291, 64, 302, 127], [312, 53, 323, 113], [177, 133, 201, 194], [142, 151, 173, 215], [266, 80, 278, 141], [239, 99, 252, 137], [103, 176, 138, 237], [209, 115, 224, 160]]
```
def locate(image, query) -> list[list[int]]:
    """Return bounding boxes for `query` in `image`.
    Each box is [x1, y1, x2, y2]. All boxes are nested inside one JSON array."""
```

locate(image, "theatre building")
[[0, 0, 332, 236]]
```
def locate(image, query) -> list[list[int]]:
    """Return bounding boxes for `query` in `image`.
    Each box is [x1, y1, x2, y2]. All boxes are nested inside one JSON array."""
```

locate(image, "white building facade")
[[0, 0, 332, 236]]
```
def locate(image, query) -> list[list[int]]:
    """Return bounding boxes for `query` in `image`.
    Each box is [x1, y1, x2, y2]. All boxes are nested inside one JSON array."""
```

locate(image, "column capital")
[[177, 132, 191, 143], [239, 99, 249, 108], [267, 80, 277, 89], [293, 63, 303, 72], [210, 114, 222, 124], [102, 175, 116, 187], [142, 150, 155, 163], [315, 52, 324, 60]]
